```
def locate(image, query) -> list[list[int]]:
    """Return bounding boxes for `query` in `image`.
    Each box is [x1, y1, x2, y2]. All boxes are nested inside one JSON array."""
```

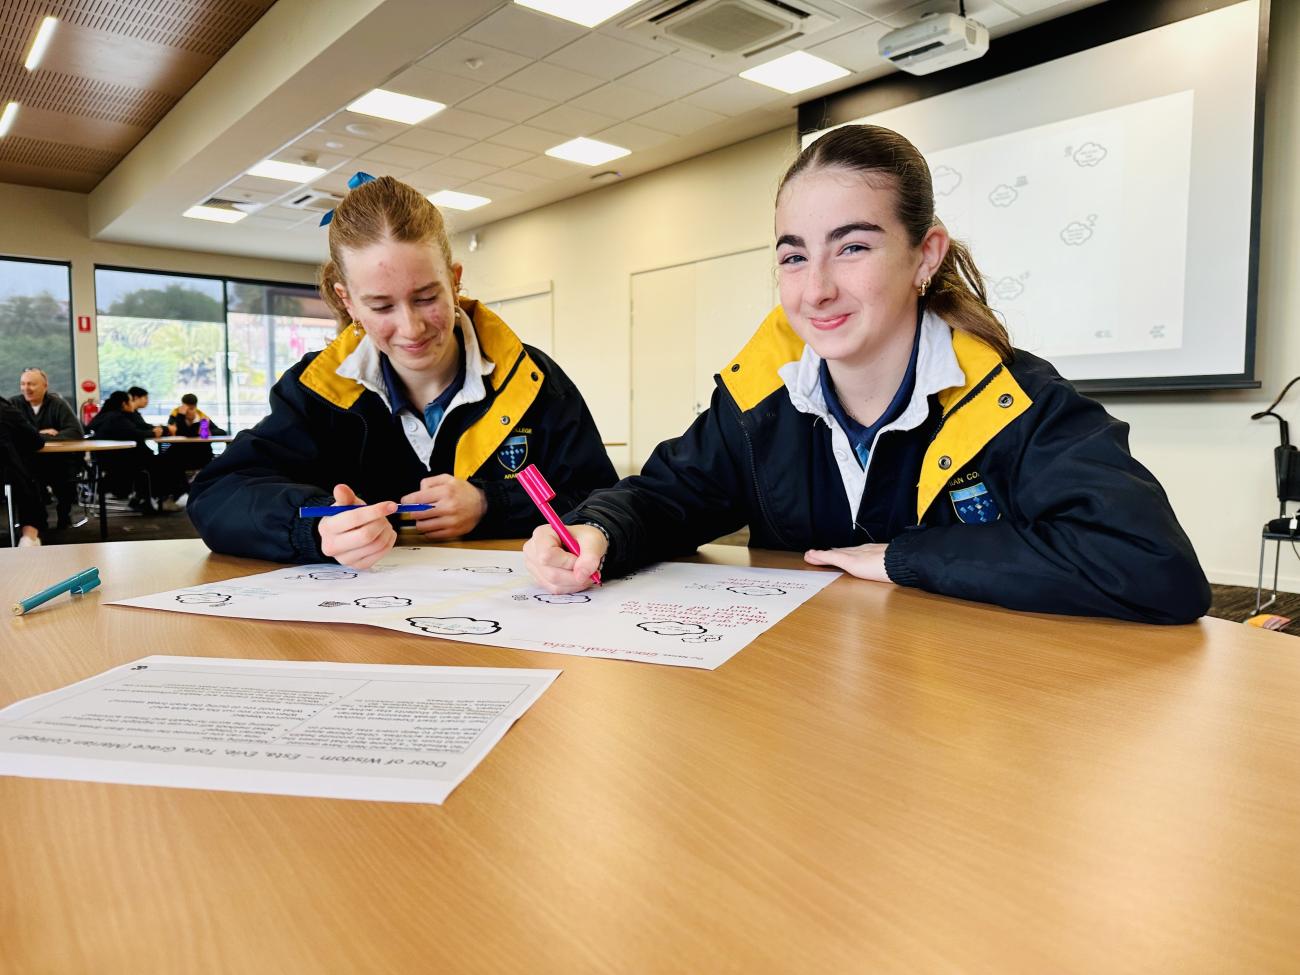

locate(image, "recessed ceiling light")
[[545, 137, 630, 166], [0, 102, 17, 138], [513, 0, 642, 29], [183, 205, 247, 224], [24, 16, 58, 71], [246, 159, 327, 183], [739, 50, 850, 94], [347, 89, 445, 125], [428, 190, 491, 211]]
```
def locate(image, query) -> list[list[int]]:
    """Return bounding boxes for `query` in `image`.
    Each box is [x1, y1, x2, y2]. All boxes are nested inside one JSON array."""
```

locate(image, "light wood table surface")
[[2, 539, 1297, 974], [155, 435, 236, 443], [38, 438, 136, 453]]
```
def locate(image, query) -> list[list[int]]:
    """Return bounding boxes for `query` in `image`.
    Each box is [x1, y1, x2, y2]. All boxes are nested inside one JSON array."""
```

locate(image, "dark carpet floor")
[[4, 502, 1296, 633]]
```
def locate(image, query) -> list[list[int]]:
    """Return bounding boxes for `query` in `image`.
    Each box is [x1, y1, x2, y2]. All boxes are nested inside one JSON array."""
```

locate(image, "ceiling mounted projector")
[[878, 12, 989, 75]]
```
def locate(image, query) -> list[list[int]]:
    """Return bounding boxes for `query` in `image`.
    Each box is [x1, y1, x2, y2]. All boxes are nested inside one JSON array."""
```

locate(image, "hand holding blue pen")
[[13, 567, 100, 616], [314, 484, 399, 571], [300, 504, 434, 517]]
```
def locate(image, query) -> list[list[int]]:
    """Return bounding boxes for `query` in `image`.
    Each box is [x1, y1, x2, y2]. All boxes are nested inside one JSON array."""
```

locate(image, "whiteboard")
[[802, 0, 1265, 391]]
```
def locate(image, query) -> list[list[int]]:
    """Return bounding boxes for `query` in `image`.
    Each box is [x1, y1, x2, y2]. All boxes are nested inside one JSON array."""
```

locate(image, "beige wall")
[[0, 182, 316, 401], [458, 0, 1300, 591]]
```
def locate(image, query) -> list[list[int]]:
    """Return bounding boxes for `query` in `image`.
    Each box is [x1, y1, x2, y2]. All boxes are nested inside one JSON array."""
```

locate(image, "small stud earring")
[[917, 277, 931, 298]]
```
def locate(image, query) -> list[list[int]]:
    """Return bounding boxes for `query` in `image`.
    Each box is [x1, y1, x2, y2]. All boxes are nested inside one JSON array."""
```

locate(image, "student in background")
[[17, 367, 83, 529], [0, 392, 48, 546], [87, 391, 185, 513], [524, 124, 1210, 625], [166, 393, 226, 480], [188, 174, 616, 567]]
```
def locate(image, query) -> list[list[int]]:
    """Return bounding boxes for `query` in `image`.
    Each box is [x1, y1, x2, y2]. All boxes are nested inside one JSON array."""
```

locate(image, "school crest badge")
[[497, 433, 528, 472], [949, 482, 1001, 524]]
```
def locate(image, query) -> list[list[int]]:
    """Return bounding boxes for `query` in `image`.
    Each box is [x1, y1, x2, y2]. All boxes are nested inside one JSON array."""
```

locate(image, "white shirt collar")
[[336, 306, 494, 411], [776, 310, 967, 518], [335, 307, 495, 466]]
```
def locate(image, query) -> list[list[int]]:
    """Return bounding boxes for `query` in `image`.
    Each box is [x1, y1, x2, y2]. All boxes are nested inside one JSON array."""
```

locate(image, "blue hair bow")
[[319, 171, 376, 226]]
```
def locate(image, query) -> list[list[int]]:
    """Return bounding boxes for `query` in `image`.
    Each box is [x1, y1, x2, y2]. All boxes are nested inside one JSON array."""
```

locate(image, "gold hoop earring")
[[917, 278, 931, 298], [350, 320, 364, 336]]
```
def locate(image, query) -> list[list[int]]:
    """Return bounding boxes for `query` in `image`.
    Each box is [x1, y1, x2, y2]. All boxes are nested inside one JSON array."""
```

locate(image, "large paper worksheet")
[[0, 656, 558, 804], [111, 548, 839, 670]]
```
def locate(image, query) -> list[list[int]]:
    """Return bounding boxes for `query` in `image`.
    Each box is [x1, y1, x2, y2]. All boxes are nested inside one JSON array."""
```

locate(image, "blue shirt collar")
[[379, 329, 467, 433], [818, 316, 923, 468]]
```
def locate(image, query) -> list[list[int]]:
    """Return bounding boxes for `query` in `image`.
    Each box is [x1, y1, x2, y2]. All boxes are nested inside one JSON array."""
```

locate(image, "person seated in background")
[[0, 393, 48, 546], [188, 173, 617, 567], [125, 386, 174, 438], [165, 393, 227, 489], [17, 367, 84, 529], [87, 391, 185, 513]]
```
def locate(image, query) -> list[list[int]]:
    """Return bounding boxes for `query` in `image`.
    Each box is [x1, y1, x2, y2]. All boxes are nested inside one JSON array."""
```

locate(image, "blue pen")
[[299, 504, 435, 517], [12, 567, 101, 617]]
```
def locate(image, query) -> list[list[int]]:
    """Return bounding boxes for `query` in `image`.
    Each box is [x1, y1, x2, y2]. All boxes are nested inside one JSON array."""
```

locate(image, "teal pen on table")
[[13, 567, 101, 616]]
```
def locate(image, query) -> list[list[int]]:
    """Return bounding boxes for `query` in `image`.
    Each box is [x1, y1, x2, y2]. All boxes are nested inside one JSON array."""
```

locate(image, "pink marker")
[[517, 463, 601, 585]]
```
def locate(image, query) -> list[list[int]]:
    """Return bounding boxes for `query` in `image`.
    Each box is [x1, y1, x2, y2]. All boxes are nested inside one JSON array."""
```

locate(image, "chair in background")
[[1252, 377, 1300, 612]]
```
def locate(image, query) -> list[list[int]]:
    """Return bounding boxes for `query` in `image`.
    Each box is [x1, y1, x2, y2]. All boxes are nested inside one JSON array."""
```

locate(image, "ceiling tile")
[[456, 142, 534, 168], [458, 179, 519, 199], [354, 154, 421, 178], [361, 144, 440, 169], [459, 87, 556, 123], [406, 165, 468, 191], [989, 0, 1067, 14], [635, 102, 728, 136], [227, 172, 303, 194], [514, 155, 584, 179], [545, 33, 663, 80], [389, 128, 476, 156], [529, 105, 619, 137], [463, 5, 586, 59], [293, 130, 378, 158], [620, 57, 729, 100], [683, 77, 781, 116], [570, 82, 671, 118], [592, 121, 673, 153], [386, 66, 486, 105], [480, 168, 553, 192], [806, 23, 893, 72], [488, 124, 572, 153], [965, 0, 1019, 28], [319, 111, 411, 143], [217, 186, 280, 206], [416, 156, 500, 181], [312, 173, 354, 195], [419, 108, 513, 140], [498, 62, 604, 101], [420, 39, 532, 84]]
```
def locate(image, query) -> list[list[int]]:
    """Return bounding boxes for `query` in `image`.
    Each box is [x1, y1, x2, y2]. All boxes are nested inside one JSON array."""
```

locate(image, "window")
[[95, 268, 333, 431], [226, 281, 334, 430], [0, 257, 74, 400], [95, 268, 226, 426]]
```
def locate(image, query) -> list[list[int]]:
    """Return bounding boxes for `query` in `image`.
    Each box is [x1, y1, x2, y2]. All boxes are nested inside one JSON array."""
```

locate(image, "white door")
[[630, 248, 775, 470]]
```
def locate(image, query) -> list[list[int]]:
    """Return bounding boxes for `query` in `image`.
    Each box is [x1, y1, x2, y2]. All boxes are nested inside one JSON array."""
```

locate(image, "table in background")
[[2, 539, 1297, 973], [154, 435, 236, 444], [38, 439, 136, 540]]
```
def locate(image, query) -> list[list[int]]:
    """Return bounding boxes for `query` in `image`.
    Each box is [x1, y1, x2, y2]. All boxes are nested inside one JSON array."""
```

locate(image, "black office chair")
[[1252, 377, 1300, 612]]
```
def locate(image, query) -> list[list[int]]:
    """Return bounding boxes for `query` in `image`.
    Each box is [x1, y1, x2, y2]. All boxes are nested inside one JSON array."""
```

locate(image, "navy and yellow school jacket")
[[188, 299, 617, 563], [570, 307, 1211, 624]]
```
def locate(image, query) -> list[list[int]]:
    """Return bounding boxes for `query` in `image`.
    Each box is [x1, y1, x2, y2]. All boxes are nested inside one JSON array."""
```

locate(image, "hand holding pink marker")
[[517, 463, 601, 586]]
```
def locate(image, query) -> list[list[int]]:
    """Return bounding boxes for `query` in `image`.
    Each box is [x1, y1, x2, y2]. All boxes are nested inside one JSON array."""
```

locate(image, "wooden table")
[[2, 540, 1297, 973], [39, 439, 137, 541]]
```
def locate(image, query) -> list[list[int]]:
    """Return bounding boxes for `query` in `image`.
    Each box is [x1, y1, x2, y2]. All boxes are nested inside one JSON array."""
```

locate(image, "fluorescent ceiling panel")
[[428, 190, 492, 210], [246, 159, 327, 183], [0, 102, 17, 138], [739, 51, 850, 94], [544, 136, 630, 165], [24, 16, 58, 71], [183, 205, 247, 224], [513, 0, 642, 30], [347, 89, 446, 125]]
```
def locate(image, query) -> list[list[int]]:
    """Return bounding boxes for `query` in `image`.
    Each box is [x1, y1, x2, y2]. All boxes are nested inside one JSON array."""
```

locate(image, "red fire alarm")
[[77, 315, 92, 332], [81, 379, 97, 393]]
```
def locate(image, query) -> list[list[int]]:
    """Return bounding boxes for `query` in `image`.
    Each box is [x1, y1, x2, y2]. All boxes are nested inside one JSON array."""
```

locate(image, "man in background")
[[18, 367, 83, 529], [165, 393, 226, 495]]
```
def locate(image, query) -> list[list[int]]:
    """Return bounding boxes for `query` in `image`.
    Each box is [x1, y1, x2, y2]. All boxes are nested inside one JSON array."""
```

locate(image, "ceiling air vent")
[[284, 189, 343, 212], [620, 0, 836, 59], [201, 197, 253, 214]]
